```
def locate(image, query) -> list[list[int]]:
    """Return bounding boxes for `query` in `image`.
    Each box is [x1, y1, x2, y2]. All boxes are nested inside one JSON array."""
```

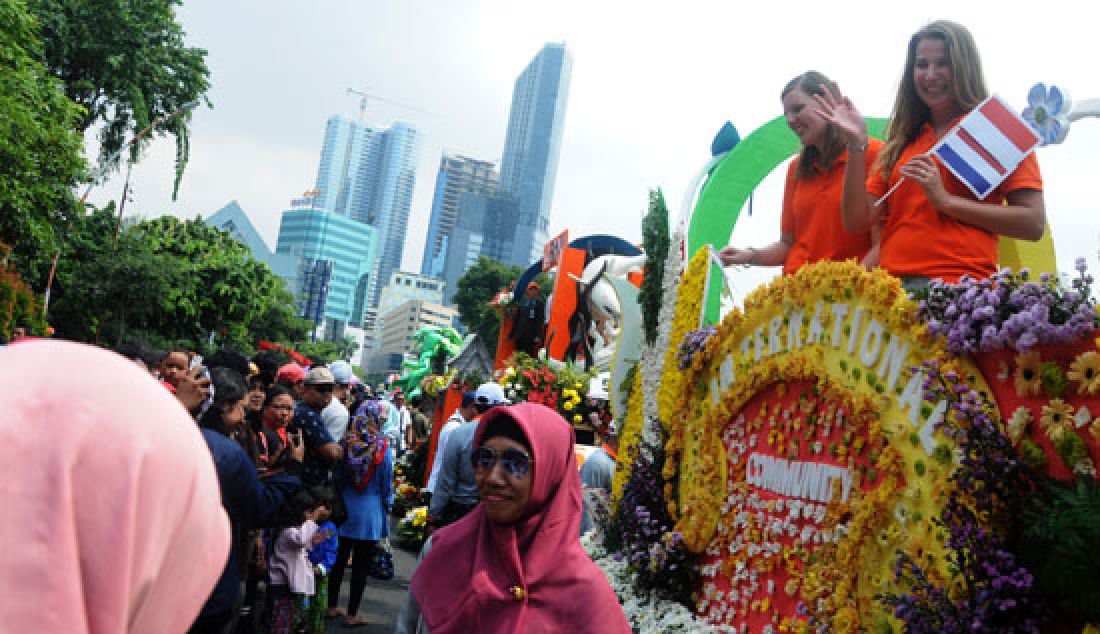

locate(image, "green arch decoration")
[[687, 115, 888, 257]]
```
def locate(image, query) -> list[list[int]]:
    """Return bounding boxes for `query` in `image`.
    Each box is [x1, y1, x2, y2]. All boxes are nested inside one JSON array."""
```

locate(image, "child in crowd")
[[268, 491, 326, 634], [307, 487, 339, 634]]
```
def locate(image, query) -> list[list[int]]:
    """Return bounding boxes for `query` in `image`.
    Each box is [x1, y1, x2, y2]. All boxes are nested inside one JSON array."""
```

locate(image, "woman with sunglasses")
[[397, 403, 630, 633]]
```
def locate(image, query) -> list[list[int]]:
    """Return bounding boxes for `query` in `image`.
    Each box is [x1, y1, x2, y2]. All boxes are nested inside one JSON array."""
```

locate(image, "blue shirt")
[[308, 520, 339, 570], [289, 402, 337, 486], [428, 421, 480, 520]]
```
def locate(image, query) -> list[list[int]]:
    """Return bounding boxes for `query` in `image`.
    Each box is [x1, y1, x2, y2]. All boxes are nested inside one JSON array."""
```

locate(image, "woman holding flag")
[[818, 20, 1046, 288]]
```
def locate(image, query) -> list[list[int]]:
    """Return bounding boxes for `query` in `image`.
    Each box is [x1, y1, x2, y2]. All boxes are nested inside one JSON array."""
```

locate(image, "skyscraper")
[[421, 154, 499, 278], [437, 42, 572, 299], [498, 42, 572, 265], [313, 116, 420, 307]]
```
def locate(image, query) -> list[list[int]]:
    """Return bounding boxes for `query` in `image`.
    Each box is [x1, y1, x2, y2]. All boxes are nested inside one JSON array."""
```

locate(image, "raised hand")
[[812, 82, 867, 146], [175, 365, 212, 413], [898, 154, 950, 209]]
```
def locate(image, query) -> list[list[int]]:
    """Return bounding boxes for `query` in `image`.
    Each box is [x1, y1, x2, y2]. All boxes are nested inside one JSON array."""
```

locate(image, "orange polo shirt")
[[780, 140, 881, 275], [867, 119, 1043, 282]]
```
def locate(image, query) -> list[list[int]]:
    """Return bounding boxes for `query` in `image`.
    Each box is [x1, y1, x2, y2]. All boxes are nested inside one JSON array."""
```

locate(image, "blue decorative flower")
[[1022, 83, 1071, 145]]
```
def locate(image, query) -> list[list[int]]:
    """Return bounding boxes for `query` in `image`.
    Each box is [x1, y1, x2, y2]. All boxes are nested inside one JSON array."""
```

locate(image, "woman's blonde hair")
[[782, 71, 846, 179], [877, 20, 989, 178]]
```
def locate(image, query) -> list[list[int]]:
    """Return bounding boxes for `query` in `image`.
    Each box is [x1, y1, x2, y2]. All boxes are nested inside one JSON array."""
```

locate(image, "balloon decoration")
[[390, 326, 464, 399]]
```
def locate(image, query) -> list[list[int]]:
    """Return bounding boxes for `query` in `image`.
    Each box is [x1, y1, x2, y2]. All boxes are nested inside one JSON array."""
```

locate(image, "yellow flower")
[[1040, 399, 1074, 442], [563, 401, 574, 411], [1014, 351, 1042, 397], [1068, 350, 1100, 396], [833, 606, 859, 634], [573, 414, 582, 423]]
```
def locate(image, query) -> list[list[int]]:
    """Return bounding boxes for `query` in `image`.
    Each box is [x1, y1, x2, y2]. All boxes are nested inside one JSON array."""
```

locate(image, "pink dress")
[[269, 520, 319, 594]]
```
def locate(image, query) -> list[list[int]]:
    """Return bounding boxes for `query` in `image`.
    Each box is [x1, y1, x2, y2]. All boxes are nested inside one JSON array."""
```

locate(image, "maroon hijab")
[[410, 403, 629, 633]]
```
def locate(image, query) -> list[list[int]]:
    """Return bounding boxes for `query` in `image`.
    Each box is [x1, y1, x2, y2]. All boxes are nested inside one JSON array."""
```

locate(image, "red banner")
[[542, 229, 569, 272], [256, 340, 312, 366]]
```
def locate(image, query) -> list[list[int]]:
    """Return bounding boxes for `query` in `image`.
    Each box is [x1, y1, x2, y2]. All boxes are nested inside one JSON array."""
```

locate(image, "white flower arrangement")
[[638, 227, 686, 444], [582, 532, 734, 633]]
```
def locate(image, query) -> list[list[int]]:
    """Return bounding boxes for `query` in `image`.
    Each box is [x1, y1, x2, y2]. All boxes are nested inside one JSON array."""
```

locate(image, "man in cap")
[[429, 382, 509, 526], [425, 391, 479, 497], [287, 366, 343, 486], [510, 282, 545, 356], [275, 363, 307, 400], [322, 360, 354, 442]]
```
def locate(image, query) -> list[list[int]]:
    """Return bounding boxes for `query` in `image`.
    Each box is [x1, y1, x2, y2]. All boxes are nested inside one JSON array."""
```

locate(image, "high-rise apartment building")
[[313, 116, 420, 307], [421, 155, 499, 278]]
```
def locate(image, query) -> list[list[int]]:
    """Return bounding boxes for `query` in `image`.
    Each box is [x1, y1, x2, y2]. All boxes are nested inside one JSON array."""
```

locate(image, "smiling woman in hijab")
[[0, 340, 231, 633], [399, 402, 629, 633]]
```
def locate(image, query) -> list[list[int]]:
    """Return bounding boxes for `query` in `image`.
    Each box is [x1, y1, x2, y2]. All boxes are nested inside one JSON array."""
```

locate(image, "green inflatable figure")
[[391, 326, 465, 398]]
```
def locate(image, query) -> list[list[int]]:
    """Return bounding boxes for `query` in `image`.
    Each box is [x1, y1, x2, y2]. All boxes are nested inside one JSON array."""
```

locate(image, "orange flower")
[[1014, 351, 1042, 397]]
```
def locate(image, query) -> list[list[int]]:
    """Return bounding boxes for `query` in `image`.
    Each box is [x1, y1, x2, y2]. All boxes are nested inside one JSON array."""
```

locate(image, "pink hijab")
[[0, 340, 230, 633], [410, 403, 629, 633]]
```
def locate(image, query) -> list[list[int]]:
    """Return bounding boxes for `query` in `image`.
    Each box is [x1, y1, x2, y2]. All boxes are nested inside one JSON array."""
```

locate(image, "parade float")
[[578, 85, 1100, 633]]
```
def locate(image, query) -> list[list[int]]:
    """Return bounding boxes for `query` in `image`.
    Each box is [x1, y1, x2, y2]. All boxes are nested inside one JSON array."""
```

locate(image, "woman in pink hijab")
[[403, 403, 630, 633], [0, 340, 230, 633]]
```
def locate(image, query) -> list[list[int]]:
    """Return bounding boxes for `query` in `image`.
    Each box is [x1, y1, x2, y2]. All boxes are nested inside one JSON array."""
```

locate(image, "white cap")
[[329, 360, 354, 384], [474, 382, 510, 406]]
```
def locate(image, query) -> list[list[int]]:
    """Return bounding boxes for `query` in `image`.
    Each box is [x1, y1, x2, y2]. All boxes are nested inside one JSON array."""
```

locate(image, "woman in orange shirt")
[[719, 71, 882, 274], [817, 20, 1046, 288]]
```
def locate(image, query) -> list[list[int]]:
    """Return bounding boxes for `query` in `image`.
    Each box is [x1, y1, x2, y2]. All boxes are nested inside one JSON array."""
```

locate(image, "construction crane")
[[346, 87, 438, 121]]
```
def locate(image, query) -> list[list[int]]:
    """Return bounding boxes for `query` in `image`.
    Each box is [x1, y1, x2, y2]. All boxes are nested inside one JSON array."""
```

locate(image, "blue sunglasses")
[[472, 446, 533, 479]]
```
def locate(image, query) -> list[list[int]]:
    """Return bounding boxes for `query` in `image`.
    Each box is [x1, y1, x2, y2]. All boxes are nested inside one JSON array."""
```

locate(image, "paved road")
[[324, 540, 419, 633]]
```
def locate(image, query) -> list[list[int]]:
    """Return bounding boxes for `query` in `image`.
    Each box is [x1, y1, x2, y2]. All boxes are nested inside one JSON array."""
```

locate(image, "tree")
[[638, 189, 669, 345], [28, 0, 210, 195], [0, 0, 86, 282], [48, 209, 309, 351], [453, 256, 525, 347]]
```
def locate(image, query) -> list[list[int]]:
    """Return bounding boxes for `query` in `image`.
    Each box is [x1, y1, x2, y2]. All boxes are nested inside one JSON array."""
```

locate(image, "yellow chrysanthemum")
[[573, 414, 582, 423], [1014, 351, 1042, 397], [1068, 350, 1100, 396], [1040, 399, 1074, 442]]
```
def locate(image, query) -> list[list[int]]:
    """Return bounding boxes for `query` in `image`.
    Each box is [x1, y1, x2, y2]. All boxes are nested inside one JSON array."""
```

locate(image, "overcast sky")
[[86, 1, 1100, 298]]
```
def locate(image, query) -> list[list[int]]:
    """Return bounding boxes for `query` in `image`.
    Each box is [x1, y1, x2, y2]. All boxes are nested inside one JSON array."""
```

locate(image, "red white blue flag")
[[931, 95, 1040, 199]]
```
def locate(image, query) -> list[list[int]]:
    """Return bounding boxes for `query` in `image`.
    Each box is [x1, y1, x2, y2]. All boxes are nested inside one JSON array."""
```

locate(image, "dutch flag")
[[932, 95, 1040, 200]]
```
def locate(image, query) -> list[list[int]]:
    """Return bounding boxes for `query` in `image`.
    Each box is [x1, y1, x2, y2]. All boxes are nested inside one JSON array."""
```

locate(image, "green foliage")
[[1019, 438, 1049, 470], [1039, 361, 1069, 398], [1054, 433, 1089, 472], [0, 0, 87, 280], [638, 189, 669, 345], [28, 0, 210, 196], [1017, 477, 1100, 623], [453, 256, 524, 348], [48, 209, 309, 350]]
